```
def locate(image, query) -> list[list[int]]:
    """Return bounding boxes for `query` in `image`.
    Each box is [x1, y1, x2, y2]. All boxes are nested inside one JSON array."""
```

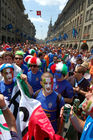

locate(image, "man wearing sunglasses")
[[21, 56, 43, 93], [14, 51, 28, 75]]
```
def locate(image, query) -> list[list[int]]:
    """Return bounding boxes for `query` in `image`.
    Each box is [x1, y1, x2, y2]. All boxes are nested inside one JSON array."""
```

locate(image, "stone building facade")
[[47, 0, 93, 49], [0, 0, 36, 43]]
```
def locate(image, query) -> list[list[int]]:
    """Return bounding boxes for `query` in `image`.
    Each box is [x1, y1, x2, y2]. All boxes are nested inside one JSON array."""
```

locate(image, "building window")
[[80, 14, 82, 24], [83, 25, 91, 39], [87, 0, 93, 7], [86, 10, 90, 22], [77, 17, 79, 26], [83, 26, 87, 39], [2, 0, 4, 3], [90, 8, 93, 20], [81, 1, 84, 10], [88, 24, 91, 34]]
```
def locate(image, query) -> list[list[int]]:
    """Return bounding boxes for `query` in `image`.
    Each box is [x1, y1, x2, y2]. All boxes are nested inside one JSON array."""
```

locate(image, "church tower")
[[47, 18, 53, 37]]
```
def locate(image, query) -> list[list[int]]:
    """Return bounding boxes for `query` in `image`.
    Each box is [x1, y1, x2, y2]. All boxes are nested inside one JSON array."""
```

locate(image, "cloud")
[[29, 17, 47, 23], [35, 0, 68, 10], [23, 0, 30, 1]]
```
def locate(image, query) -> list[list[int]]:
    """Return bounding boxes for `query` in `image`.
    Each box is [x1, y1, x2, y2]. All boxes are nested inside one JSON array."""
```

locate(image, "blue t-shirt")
[[40, 59, 46, 73], [0, 78, 16, 101], [27, 70, 42, 92], [66, 61, 71, 72], [35, 90, 65, 133], [80, 115, 93, 140], [53, 79, 74, 98], [48, 53, 57, 63], [21, 64, 28, 75], [48, 53, 54, 63]]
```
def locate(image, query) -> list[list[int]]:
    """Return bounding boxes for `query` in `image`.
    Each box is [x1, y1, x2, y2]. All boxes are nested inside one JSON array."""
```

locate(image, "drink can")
[[81, 111, 86, 121], [73, 99, 80, 114], [63, 104, 71, 123], [74, 99, 80, 106]]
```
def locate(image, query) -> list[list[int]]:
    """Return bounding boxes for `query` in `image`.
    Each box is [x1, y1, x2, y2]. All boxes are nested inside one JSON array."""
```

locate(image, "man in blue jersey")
[[47, 55, 58, 75], [38, 52, 46, 73], [22, 56, 43, 92], [51, 62, 74, 104], [0, 63, 15, 104], [34, 72, 65, 133]]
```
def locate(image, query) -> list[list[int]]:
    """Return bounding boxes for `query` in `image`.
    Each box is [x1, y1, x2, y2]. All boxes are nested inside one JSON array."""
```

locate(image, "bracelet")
[[1, 104, 8, 111], [70, 112, 76, 119]]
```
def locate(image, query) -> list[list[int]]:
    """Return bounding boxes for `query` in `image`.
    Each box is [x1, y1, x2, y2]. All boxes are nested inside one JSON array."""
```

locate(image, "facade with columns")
[[47, 0, 93, 49], [0, 0, 36, 43]]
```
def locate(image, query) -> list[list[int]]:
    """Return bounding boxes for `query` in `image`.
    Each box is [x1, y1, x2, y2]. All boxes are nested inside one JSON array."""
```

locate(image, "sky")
[[23, 0, 68, 40]]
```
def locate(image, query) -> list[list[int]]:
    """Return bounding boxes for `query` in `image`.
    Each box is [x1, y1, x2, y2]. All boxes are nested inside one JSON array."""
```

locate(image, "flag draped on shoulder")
[[0, 109, 12, 140], [10, 73, 64, 140]]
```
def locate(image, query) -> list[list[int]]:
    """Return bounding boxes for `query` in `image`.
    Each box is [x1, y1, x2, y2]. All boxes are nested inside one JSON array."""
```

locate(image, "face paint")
[[55, 71, 62, 79], [43, 78, 53, 93], [4, 68, 13, 82], [86, 101, 93, 113]]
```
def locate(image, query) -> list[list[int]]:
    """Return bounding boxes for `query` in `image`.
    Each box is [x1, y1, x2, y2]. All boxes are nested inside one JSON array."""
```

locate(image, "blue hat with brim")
[[0, 63, 14, 72]]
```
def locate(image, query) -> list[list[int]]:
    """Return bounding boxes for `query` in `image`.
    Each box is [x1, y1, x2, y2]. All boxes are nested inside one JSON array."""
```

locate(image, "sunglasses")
[[30, 65, 38, 68], [74, 71, 79, 73], [15, 57, 23, 60]]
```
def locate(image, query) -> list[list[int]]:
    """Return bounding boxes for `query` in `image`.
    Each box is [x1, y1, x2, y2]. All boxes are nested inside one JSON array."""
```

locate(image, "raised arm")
[[0, 94, 17, 133], [20, 74, 33, 96]]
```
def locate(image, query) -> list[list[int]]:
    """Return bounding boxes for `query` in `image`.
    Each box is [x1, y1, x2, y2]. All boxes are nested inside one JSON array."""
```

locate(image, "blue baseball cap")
[[0, 63, 14, 72]]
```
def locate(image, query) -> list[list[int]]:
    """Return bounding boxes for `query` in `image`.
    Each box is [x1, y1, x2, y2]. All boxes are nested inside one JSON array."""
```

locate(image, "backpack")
[[33, 89, 62, 119]]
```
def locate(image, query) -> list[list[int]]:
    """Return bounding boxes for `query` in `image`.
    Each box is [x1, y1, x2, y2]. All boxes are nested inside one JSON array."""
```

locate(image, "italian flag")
[[0, 109, 12, 140], [16, 74, 64, 140]]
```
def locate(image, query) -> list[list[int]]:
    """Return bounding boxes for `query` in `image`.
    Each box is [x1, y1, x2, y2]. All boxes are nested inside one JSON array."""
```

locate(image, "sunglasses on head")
[[15, 57, 23, 60]]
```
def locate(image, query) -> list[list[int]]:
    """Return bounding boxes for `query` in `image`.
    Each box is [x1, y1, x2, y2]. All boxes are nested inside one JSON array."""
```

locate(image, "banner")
[[9, 74, 64, 140], [0, 109, 12, 140]]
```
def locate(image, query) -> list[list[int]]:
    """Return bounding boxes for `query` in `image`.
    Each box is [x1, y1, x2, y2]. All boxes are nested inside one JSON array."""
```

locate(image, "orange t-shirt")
[[89, 63, 93, 77], [44, 55, 49, 67]]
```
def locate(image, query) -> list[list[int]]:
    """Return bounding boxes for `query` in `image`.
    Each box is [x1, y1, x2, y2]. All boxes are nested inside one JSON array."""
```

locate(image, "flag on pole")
[[5, 24, 13, 30], [16, 74, 64, 140], [63, 33, 68, 40], [72, 28, 78, 38], [0, 109, 12, 140], [36, 11, 41, 16]]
